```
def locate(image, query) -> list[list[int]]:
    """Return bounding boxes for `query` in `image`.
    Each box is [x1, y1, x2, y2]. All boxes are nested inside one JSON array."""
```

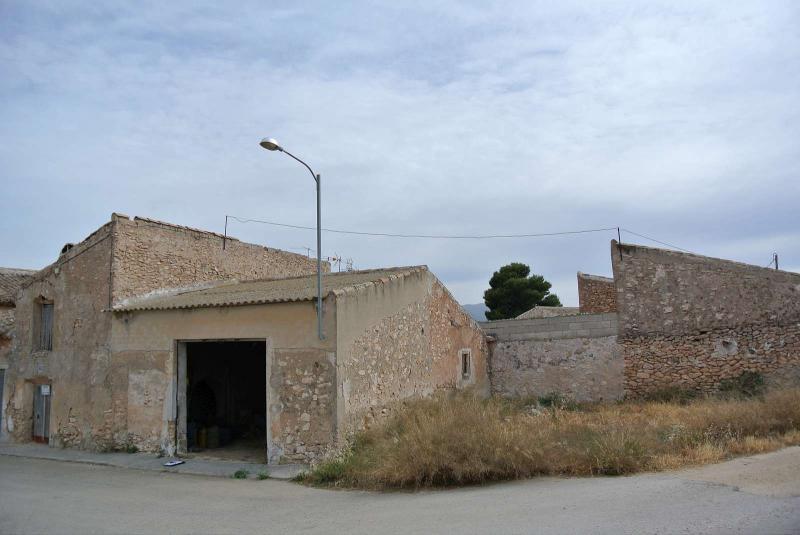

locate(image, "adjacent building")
[[484, 242, 800, 401], [0, 267, 36, 439]]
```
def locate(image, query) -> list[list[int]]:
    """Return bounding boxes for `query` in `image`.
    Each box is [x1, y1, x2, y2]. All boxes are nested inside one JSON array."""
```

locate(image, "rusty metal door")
[[33, 384, 51, 443]]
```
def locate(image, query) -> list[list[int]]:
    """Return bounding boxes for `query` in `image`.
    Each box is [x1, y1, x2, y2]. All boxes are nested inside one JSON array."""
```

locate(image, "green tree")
[[483, 262, 561, 320]]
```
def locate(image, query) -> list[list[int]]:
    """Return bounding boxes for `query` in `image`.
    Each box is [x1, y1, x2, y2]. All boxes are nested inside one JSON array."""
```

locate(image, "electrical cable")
[[227, 215, 617, 240]]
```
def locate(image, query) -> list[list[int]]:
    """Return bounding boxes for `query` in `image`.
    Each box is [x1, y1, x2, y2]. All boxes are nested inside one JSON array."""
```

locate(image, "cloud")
[[1, 0, 798, 306]]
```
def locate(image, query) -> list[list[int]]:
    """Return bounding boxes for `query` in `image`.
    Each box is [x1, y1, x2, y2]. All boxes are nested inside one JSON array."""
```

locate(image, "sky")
[[1, 0, 798, 306]]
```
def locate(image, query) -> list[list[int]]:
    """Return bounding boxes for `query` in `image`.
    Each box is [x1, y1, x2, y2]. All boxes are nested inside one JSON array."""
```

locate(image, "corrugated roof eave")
[[114, 295, 318, 312]]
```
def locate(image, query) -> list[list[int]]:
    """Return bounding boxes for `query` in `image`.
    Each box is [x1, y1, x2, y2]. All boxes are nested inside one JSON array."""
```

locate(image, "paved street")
[[1, 447, 799, 534]]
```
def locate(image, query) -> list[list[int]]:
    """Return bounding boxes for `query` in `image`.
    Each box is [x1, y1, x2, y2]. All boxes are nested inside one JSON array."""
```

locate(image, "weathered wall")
[[612, 241, 800, 395], [269, 349, 335, 463], [5, 223, 118, 449], [612, 241, 800, 337], [427, 277, 490, 394], [335, 269, 488, 436], [0, 306, 13, 366], [482, 313, 622, 401], [111, 215, 326, 303], [578, 272, 617, 313], [110, 299, 336, 461]]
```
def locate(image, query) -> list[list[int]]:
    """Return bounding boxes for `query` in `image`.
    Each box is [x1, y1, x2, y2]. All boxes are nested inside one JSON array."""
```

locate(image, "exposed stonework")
[[111, 215, 324, 303], [611, 242, 800, 337], [482, 313, 622, 401], [342, 299, 429, 432], [577, 272, 617, 314], [0, 307, 14, 363], [427, 277, 489, 394], [622, 324, 800, 395], [269, 349, 335, 463], [1, 268, 37, 370], [612, 241, 800, 396], [337, 270, 489, 436]]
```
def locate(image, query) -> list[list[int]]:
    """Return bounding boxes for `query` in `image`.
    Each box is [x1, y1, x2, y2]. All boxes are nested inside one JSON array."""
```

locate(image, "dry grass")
[[299, 388, 800, 489]]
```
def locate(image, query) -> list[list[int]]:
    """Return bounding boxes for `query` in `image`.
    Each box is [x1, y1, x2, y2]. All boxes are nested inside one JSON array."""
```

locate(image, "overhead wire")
[[226, 215, 696, 254], [227, 215, 618, 240], [619, 228, 692, 253]]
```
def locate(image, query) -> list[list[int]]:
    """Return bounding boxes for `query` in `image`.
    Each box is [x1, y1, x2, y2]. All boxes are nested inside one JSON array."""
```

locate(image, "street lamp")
[[259, 137, 324, 340]]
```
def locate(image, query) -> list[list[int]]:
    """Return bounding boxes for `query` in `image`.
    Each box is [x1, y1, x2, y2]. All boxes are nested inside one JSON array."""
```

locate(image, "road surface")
[[1, 447, 799, 534]]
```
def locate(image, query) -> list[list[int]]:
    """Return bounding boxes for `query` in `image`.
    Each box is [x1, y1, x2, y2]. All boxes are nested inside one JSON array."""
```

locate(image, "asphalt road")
[[1, 447, 799, 534]]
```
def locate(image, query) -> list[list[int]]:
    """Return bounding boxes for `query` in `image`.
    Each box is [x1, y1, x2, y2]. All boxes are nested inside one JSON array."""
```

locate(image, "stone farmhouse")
[[4, 214, 798, 463], [0, 214, 487, 463]]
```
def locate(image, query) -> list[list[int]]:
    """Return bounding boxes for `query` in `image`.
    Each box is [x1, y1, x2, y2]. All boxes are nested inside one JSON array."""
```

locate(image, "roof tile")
[[0, 267, 37, 306], [114, 266, 426, 312]]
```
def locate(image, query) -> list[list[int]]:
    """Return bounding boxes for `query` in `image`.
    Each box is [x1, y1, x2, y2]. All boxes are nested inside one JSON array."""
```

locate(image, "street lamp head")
[[259, 137, 282, 151]]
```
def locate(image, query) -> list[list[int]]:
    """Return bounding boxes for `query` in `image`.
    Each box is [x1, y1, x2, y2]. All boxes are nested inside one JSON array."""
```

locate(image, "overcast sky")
[[2, 1, 798, 306]]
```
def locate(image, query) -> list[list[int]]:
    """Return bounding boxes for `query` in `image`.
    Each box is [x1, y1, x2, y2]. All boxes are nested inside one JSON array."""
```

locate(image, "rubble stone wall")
[[612, 241, 800, 395], [0, 306, 13, 365], [577, 272, 617, 313], [483, 313, 623, 401], [336, 269, 488, 436], [111, 215, 324, 303], [621, 325, 800, 395], [269, 349, 336, 463]]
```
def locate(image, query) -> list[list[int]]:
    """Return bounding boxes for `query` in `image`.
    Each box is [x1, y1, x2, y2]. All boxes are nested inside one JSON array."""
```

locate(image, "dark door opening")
[[185, 341, 266, 462]]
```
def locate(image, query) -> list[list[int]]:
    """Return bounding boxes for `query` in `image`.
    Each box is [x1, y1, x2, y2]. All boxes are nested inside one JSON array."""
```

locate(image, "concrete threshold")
[[0, 442, 306, 480]]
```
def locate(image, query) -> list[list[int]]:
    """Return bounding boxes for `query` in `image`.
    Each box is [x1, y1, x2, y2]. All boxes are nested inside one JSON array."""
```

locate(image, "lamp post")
[[260, 138, 324, 340]]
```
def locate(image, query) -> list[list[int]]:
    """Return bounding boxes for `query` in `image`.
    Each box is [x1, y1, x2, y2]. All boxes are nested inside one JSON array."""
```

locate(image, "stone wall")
[[111, 215, 325, 303], [336, 269, 488, 436], [269, 349, 335, 463], [0, 306, 14, 365], [5, 222, 119, 449], [611, 241, 800, 395], [577, 272, 617, 313], [612, 241, 800, 337], [621, 324, 800, 394], [427, 277, 490, 395], [482, 313, 623, 401], [516, 306, 580, 319]]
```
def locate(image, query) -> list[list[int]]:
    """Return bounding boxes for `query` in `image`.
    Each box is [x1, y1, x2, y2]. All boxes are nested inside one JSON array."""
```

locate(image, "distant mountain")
[[462, 303, 488, 322]]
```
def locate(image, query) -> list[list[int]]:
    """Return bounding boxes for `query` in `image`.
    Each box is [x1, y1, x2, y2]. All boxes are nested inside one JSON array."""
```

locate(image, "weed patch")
[[298, 388, 800, 489], [718, 371, 766, 399]]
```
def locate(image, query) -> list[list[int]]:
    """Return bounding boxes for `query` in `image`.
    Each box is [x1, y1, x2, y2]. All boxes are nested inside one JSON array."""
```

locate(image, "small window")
[[36, 300, 53, 351], [460, 349, 471, 379]]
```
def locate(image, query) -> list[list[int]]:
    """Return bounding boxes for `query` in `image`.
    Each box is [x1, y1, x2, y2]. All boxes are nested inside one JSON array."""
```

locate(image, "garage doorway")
[[178, 340, 267, 462]]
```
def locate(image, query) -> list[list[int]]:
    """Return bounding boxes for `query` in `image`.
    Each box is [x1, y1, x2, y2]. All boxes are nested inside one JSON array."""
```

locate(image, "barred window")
[[36, 300, 53, 351]]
